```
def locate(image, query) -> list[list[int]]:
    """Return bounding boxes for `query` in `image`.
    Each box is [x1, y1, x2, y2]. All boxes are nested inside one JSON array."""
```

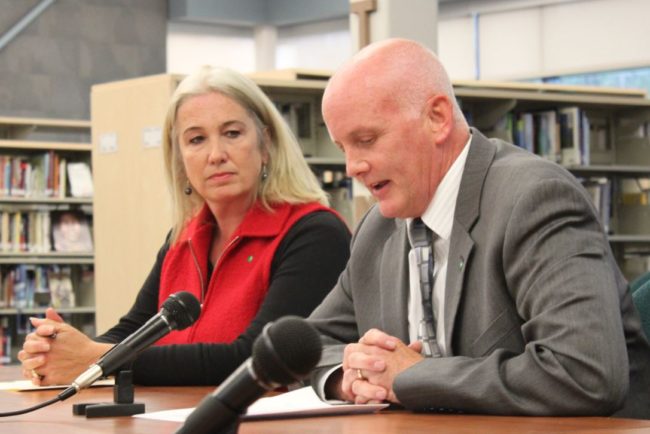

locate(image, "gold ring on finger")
[[31, 369, 43, 380], [356, 369, 366, 381]]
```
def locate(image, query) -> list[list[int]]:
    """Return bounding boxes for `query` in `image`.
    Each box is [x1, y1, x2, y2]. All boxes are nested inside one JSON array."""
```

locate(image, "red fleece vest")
[[156, 201, 332, 345]]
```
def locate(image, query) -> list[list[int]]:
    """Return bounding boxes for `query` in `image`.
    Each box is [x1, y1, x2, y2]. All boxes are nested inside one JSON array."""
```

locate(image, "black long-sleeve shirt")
[[96, 211, 351, 385]]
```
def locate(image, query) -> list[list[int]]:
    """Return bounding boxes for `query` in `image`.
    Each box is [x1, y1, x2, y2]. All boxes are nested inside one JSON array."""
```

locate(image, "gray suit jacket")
[[309, 130, 650, 418]]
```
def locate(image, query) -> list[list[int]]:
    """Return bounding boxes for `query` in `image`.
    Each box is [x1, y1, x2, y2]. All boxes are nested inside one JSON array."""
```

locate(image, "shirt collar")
[[181, 201, 294, 242]]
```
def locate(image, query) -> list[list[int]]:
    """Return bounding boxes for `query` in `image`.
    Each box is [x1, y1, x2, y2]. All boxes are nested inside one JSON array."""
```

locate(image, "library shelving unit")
[[90, 72, 650, 332], [0, 116, 94, 364]]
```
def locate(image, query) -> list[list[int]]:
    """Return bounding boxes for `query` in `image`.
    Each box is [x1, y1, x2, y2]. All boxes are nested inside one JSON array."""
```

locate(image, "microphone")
[[176, 316, 322, 434], [59, 291, 201, 400]]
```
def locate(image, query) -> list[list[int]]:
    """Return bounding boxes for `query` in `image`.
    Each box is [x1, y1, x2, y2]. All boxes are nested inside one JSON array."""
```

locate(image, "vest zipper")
[[187, 239, 206, 306], [187, 235, 241, 306], [214, 235, 240, 273]]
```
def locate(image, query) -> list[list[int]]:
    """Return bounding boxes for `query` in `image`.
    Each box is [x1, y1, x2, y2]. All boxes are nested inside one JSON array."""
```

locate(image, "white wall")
[[167, 18, 350, 74], [166, 21, 256, 74], [479, 8, 543, 80], [438, 0, 650, 81], [542, 0, 650, 75], [276, 18, 351, 71], [438, 17, 476, 80]]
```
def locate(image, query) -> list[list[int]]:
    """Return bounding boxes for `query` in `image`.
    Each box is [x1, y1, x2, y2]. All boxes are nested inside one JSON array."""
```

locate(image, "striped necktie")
[[410, 217, 442, 357]]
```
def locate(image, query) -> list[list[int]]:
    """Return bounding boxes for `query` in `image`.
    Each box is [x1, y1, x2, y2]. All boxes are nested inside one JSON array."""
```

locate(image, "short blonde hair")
[[163, 66, 329, 243]]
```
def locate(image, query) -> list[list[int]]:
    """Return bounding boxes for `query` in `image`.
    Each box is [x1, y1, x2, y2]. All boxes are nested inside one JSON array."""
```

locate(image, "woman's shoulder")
[[295, 208, 349, 230], [274, 203, 351, 266], [274, 205, 352, 252], [273, 207, 351, 265], [267, 201, 347, 232], [288, 203, 350, 233]]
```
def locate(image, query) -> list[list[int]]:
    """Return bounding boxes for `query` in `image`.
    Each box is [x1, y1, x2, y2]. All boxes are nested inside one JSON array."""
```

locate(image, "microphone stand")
[[72, 370, 145, 418]]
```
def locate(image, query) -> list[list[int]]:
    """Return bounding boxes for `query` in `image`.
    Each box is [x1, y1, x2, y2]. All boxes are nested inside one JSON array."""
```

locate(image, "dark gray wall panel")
[[169, 0, 348, 27], [0, 0, 167, 120]]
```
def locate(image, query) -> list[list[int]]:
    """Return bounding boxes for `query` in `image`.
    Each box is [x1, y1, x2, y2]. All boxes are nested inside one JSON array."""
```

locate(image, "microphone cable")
[[0, 388, 75, 417]]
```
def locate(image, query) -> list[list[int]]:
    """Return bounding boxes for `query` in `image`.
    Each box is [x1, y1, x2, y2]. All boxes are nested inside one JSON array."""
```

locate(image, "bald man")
[[307, 38, 650, 418]]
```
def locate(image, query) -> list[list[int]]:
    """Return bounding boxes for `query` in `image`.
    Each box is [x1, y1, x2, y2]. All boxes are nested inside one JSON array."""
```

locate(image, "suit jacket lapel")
[[444, 129, 496, 354], [380, 219, 410, 342]]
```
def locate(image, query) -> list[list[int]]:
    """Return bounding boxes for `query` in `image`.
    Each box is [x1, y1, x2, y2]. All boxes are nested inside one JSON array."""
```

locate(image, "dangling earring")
[[261, 164, 268, 181], [184, 181, 193, 195]]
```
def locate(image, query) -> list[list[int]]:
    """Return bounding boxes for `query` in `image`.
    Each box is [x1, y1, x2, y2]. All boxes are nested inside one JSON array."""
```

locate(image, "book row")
[[491, 107, 593, 166], [0, 152, 67, 198], [0, 152, 94, 199], [0, 210, 93, 253], [0, 264, 90, 310]]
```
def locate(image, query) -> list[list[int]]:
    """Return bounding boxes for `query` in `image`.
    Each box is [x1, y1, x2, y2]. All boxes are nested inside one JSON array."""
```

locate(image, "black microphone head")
[[162, 291, 201, 330], [252, 316, 322, 387]]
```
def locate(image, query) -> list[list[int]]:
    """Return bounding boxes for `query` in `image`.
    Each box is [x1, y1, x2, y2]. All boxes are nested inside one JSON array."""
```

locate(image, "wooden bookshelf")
[[0, 117, 95, 364]]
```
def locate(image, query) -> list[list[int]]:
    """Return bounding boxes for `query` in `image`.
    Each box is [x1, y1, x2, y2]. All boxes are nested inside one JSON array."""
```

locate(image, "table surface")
[[2, 366, 650, 434]]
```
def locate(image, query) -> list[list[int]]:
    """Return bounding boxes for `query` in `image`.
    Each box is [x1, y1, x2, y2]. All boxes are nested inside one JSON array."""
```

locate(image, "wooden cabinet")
[[91, 74, 178, 334]]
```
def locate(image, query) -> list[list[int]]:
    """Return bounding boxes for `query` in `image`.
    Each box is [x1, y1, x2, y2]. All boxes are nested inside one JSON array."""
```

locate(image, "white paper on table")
[[134, 386, 388, 422], [244, 386, 389, 419], [0, 378, 114, 391]]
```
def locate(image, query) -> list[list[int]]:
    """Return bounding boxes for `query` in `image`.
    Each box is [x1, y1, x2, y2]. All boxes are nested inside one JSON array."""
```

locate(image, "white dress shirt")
[[406, 136, 470, 356]]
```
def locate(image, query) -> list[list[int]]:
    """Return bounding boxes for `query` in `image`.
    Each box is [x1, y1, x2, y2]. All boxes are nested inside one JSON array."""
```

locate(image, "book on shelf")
[[0, 157, 7, 196], [0, 269, 14, 308], [579, 177, 612, 234], [10, 158, 26, 197], [0, 151, 69, 198], [58, 158, 67, 199], [48, 266, 75, 309], [534, 110, 560, 162], [0, 212, 9, 252], [12, 212, 26, 252], [0, 210, 51, 253], [559, 107, 581, 166], [0, 317, 11, 365], [66, 161, 93, 198], [51, 211, 93, 252], [11, 265, 32, 309], [580, 113, 591, 166], [513, 113, 534, 153]]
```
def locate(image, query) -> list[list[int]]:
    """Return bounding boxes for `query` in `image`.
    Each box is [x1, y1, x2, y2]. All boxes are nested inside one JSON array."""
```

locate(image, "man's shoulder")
[[482, 136, 575, 183]]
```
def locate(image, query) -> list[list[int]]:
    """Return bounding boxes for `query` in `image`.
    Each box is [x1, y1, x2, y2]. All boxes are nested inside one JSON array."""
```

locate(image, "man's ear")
[[425, 95, 453, 144]]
